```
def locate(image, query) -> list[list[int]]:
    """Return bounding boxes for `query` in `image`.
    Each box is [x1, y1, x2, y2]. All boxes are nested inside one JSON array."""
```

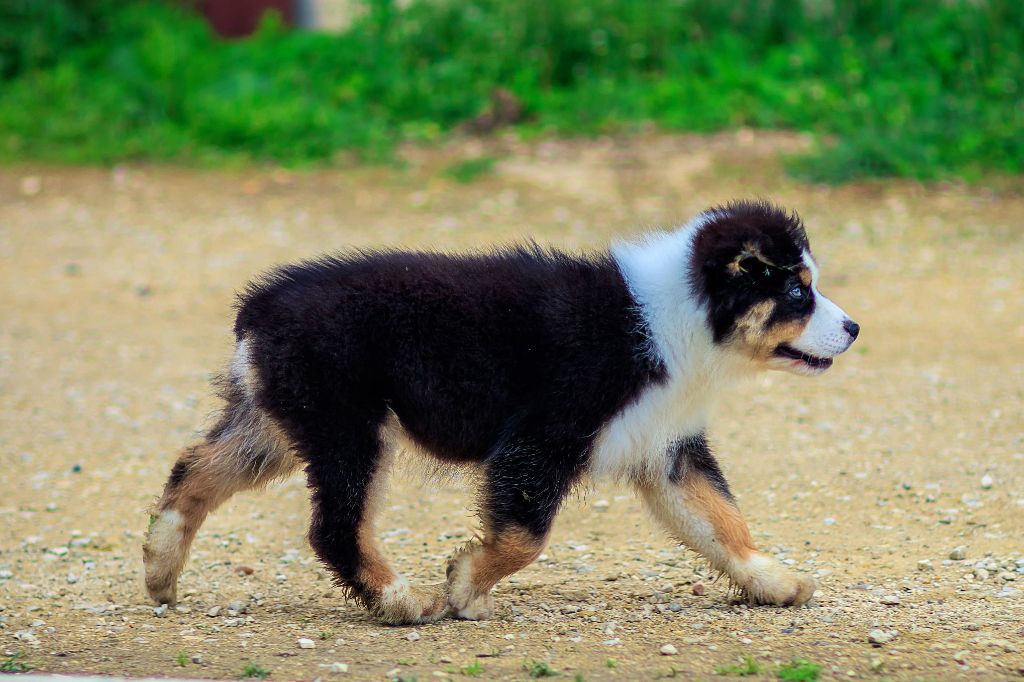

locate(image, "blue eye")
[[788, 285, 806, 300]]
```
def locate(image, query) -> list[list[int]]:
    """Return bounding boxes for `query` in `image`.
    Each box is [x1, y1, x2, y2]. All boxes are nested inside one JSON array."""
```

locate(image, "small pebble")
[[660, 644, 678, 656], [153, 604, 168, 618], [405, 630, 420, 641], [235, 565, 255, 576], [66, 573, 78, 584], [917, 559, 934, 572], [869, 629, 894, 646], [980, 474, 993, 489], [20, 176, 42, 196], [880, 594, 901, 606], [950, 546, 967, 560], [319, 662, 349, 673], [297, 637, 316, 649], [691, 582, 706, 596]]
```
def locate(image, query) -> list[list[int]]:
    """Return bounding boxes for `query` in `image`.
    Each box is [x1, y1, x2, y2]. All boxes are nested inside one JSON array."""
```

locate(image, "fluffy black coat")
[[234, 247, 665, 587]]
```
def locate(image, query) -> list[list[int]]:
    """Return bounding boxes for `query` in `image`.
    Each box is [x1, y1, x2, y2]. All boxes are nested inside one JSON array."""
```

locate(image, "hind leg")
[[301, 418, 448, 625], [143, 408, 296, 605]]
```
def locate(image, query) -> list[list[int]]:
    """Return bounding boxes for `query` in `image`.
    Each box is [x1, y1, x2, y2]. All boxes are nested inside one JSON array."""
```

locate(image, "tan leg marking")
[[353, 464, 398, 596], [143, 413, 297, 605], [346, 423, 450, 626], [639, 475, 815, 607], [683, 476, 755, 561], [446, 527, 544, 620], [352, 489, 449, 625]]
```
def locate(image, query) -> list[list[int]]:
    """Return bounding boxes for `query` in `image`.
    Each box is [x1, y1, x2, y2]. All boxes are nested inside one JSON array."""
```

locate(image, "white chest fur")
[[589, 374, 711, 481], [598, 215, 745, 482]]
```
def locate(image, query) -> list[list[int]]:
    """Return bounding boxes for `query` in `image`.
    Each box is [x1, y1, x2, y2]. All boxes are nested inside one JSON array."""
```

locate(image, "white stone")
[[319, 662, 349, 673], [869, 629, 894, 645]]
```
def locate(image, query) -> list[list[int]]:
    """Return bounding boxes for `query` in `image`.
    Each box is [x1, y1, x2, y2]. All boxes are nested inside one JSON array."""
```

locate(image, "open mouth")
[[774, 343, 833, 370]]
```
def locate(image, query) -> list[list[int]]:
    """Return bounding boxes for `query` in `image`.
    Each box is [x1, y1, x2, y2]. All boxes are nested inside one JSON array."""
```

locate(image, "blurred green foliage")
[[0, 0, 1021, 181]]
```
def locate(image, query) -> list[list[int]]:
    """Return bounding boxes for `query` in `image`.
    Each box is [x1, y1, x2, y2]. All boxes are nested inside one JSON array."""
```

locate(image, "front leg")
[[636, 435, 815, 606], [447, 439, 580, 619]]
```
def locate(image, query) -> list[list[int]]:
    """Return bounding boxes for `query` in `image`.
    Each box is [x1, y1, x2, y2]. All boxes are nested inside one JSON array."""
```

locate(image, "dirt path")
[[1, 133, 1023, 680]]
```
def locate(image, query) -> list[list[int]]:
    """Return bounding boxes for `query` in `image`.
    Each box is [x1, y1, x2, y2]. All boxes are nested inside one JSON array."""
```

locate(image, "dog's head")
[[690, 201, 858, 376]]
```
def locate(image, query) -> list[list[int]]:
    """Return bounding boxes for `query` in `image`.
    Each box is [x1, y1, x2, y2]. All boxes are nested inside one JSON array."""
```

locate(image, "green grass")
[[524, 659, 559, 678], [715, 656, 762, 677], [776, 659, 822, 681], [175, 650, 189, 667], [459, 660, 485, 676], [0, 652, 32, 672], [240, 661, 271, 679], [1, 0, 1022, 182], [443, 156, 497, 183]]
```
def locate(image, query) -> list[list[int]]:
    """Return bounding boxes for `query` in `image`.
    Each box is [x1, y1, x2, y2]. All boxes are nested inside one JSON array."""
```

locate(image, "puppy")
[[143, 200, 858, 624]]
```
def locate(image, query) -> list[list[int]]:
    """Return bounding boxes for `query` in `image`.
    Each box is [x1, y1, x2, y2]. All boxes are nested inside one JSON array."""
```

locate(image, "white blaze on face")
[[791, 251, 854, 358]]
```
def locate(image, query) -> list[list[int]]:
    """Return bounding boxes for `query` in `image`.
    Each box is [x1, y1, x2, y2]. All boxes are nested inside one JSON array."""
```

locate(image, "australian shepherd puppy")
[[143, 200, 859, 624]]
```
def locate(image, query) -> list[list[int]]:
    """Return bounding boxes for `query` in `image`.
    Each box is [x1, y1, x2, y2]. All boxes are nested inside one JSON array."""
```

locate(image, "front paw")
[[445, 543, 496, 620], [449, 591, 495, 620], [740, 554, 816, 607]]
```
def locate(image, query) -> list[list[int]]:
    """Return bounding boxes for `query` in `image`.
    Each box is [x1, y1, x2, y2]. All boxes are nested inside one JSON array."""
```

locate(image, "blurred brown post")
[[201, 0, 296, 38]]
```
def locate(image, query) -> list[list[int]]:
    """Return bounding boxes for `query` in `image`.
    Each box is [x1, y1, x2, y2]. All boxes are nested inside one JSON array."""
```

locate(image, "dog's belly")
[[589, 380, 709, 481]]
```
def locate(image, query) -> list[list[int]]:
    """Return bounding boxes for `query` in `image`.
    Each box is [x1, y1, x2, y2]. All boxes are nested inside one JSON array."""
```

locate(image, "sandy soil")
[[1, 133, 1023, 681]]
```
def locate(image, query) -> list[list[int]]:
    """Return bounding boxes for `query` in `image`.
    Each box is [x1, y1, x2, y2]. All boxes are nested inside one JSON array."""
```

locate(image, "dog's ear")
[[725, 241, 775, 278]]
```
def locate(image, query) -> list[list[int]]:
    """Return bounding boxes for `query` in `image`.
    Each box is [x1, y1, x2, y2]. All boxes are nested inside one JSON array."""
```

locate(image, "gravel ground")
[[1, 133, 1023, 681]]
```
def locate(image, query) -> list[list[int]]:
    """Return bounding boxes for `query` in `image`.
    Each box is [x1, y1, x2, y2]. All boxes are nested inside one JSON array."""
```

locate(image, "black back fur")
[[236, 246, 665, 537]]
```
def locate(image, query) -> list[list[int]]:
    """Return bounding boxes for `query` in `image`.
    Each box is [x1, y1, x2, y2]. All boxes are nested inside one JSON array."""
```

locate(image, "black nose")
[[843, 319, 860, 340]]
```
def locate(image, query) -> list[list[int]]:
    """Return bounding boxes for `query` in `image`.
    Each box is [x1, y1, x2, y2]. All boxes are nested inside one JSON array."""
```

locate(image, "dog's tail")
[[142, 336, 298, 604], [208, 336, 298, 483]]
